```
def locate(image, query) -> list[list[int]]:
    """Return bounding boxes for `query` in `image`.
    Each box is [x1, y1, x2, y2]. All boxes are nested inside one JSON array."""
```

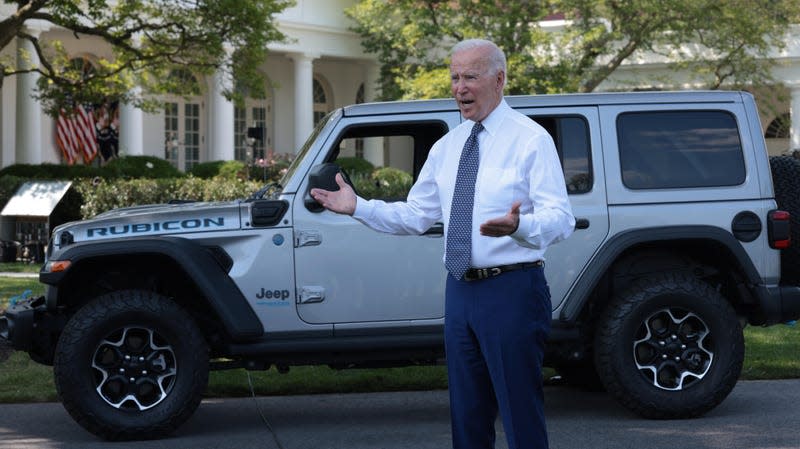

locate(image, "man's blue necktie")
[[446, 122, 484, 280]]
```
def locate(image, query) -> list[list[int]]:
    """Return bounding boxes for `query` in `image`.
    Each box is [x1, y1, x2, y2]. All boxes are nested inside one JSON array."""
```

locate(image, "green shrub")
[[337, 157, 374, 177], [190, 160, 226, 179], [217, 161, 247, 180], [104, 156, 183, 179], [351, 167, 413, 200], [189, 160, 247, 180], [0, 175, 26, 212], [0, 163, 105, 180], [75, 176, 263, 218]]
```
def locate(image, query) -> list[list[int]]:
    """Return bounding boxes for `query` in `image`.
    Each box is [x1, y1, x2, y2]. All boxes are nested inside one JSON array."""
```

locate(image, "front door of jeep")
[[293, 112, 460, 331]]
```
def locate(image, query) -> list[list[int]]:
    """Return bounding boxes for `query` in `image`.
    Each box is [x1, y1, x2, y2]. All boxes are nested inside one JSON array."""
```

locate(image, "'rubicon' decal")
[[86, 217, 226, 238]]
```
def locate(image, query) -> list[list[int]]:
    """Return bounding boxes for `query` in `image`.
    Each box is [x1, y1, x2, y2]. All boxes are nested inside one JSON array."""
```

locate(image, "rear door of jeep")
[[510, 100, 610, 314]]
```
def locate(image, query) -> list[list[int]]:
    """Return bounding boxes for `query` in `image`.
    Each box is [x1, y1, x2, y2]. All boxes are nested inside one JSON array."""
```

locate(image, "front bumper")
[[0, 295, 45, 351], [0, 295, 61, 365]]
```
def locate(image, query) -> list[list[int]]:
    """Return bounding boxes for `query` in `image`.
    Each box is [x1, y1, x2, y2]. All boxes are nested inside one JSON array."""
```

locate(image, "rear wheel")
[[594, 273, 743, 419], [54, 290, 209, 440]]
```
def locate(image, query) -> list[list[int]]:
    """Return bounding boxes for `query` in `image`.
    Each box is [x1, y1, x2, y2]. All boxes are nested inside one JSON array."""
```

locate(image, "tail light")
[[768, 210, 791, 249]]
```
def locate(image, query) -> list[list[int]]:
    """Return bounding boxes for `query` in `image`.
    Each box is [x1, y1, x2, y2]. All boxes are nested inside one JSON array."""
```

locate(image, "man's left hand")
[[480, 201, 521, 237]]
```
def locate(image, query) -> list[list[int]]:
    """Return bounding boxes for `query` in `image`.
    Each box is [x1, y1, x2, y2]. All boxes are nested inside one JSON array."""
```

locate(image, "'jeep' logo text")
[[86, 217, 225, 237], [256, 288, 291, 300]]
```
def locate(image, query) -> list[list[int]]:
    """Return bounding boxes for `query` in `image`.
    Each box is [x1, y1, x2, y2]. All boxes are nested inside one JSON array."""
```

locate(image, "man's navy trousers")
[[445, 265, 551, 449]]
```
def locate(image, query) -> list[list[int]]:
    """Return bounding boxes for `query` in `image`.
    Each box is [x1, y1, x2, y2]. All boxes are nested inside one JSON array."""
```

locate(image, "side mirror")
[[304, 163, 356, 212]]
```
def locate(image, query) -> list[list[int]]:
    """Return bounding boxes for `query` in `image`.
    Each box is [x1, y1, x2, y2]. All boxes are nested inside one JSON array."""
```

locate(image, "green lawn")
[[0, 262, 42, 273], [2, 273, 799, 403]]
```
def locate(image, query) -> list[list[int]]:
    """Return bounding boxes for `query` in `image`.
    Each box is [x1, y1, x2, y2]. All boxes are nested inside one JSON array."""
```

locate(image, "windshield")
[[279, 110, 341, 189]]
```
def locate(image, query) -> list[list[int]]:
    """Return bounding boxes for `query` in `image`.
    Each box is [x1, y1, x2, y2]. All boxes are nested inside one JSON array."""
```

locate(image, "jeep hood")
[[54, 200, 243, 245]]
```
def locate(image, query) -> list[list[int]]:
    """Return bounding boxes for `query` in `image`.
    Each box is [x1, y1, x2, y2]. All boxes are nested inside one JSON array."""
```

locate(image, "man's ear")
[[496, 70, 506, 91]]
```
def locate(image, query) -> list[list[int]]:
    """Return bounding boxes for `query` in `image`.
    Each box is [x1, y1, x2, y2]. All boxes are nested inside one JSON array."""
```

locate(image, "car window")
[[329, 121, 448, 201], [529, 116, 592, 194], [617, 110, 746, 189]]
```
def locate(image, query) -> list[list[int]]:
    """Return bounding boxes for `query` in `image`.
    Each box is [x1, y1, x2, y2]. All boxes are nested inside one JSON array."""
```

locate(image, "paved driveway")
[[0, 380, 797, 449]]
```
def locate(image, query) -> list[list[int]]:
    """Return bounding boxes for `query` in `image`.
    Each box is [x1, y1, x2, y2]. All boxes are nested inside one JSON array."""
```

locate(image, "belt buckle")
[[477, 267, 502, 279]]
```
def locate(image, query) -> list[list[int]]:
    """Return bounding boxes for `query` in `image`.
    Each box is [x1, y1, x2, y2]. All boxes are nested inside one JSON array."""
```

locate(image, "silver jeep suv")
[[2, 90, 799, 440]]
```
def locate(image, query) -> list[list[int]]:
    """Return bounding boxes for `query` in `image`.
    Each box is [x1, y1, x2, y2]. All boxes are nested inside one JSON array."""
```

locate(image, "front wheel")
[[594, 273, 743, 419], [54, 290, 209, 440]]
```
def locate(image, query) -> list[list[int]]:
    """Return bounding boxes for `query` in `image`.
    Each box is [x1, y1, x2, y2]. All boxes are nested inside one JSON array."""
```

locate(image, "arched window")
[[313, 76, 332, 125], [765, 113, 790, 139], [67, 56, 95, 80], [164, 69, 203, 171], [234, 79, 273, 163]]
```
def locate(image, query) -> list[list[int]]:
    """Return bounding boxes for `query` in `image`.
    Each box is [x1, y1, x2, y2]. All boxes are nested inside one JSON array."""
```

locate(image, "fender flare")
[[559, 225, 762, 322], [41, 236, 263, 340]]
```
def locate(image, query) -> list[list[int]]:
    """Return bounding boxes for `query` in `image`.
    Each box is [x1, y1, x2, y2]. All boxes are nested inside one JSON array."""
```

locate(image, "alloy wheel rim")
[[91, 326, 177, 410], [632, 307, 713, 391]]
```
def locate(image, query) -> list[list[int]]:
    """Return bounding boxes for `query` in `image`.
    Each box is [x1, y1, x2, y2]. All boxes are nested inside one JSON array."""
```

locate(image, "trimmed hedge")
[[190, 160, 244, 179], [104, 156, 183, 179], [351, 167, 413, 200], [0, 156, 281, 220], [0, 163, 105, 180], [337, 157, 375, 177], [0, 156, 183, 181], [74, 176, 264, 218]]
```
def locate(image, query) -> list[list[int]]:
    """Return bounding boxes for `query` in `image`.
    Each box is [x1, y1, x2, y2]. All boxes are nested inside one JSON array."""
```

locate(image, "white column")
[[118, 87, 143, 156], [790, 86, 800, 152], [364, 62, 381, 102], [15, 23, 49, 165], [289, 52, 318, 152], [209, 68, 234, 161], [362, 62, 383, 166]]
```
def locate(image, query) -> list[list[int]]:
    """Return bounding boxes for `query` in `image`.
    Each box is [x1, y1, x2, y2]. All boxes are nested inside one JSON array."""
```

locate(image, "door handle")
[[575, 218, 590, 230]]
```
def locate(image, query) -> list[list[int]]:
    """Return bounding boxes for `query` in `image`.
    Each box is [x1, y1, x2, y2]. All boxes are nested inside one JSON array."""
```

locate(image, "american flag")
[[55, 104, 98, 165], [75, 104, 98, 163], [55, 108, 79, 165]]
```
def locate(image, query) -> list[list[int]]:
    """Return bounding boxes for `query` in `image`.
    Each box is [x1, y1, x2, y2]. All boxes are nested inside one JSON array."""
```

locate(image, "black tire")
[[769, 155, 800, 284], [54, 290, 209, 440], [594, 273, 743, 419]]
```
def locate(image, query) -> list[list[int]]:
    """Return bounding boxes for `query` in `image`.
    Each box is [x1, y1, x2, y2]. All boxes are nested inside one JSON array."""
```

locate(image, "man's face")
[[450, 46, 505, 122]]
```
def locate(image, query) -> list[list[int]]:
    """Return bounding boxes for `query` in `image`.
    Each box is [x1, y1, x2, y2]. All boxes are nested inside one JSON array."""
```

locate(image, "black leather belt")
[[463, 261, 544, 281]]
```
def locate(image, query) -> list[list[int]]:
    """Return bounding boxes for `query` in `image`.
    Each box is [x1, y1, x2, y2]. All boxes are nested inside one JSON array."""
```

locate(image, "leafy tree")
[[0, 0, 293, 115], [346, 0, 800, 99]]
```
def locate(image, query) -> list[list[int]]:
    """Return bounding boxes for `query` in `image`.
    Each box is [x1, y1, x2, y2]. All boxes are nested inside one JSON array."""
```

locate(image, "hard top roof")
[[342, 90, 747, 117]]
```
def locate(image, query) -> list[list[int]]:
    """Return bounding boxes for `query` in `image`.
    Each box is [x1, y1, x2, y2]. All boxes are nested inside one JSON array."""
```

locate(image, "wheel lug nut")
[[659, 341, 665, 346], [142, 370, 147, 375], [124, 355, 131, 361], [139, 356, 145, 362], [662, 354, 668, 359], [119, 368, 125, 374], [129, 377, 135, 382], [674, 356, 680, 362], [681, 345, 687, 349], [671, 334, 677, 340]]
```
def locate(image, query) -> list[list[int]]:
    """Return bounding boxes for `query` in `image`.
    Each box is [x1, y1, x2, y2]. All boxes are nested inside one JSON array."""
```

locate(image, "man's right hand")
[[310, 173, 357, 215]]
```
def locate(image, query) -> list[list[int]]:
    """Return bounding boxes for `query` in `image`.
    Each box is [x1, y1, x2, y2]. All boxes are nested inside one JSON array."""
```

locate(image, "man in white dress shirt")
[[311, 38, 574, 449]]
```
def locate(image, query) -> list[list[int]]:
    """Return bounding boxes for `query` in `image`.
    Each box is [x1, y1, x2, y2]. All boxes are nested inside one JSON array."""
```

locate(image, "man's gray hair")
[[451, 39, 507, 76]]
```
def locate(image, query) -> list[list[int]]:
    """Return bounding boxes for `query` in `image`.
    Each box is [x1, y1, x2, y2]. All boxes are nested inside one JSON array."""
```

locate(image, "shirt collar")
[[469, 98, 509, 138]]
